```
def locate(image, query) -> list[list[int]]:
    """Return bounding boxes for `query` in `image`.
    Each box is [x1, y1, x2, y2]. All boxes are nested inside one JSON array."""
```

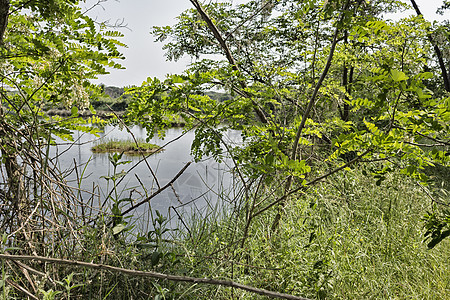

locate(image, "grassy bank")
[[162, 165, 450, 299], [91, 138, 161, 155], [2, 159, 448, 299]]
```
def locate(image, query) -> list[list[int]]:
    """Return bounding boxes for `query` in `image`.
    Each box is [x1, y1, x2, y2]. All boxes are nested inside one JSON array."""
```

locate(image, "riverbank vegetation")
[[171, 167, 449, 299], [0, 0, 449, 299]]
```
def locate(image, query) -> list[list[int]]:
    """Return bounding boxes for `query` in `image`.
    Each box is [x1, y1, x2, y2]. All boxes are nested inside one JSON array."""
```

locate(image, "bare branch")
[[0, 254, 311, 300], [225, 0, 274, 41], [256, 148, 372, 219], [115, 162, 192, 219], [291, 0, 351, 162], [5, 278, 38, 300], [410, 0, 450, 92], [188, 0, 269, 123], [416, 182, 450, 207], [271, 0, 351, 231]]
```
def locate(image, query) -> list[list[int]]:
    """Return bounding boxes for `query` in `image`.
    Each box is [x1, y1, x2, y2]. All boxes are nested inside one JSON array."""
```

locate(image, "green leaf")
[[171, 75, 185, 84], [416, 88, 431, 99], [151, 251, 161, 267], [112, 224, 126, 235], [265, 153, 274, 165], [391, 69, 409, 82], [71, 106, 79, 116]]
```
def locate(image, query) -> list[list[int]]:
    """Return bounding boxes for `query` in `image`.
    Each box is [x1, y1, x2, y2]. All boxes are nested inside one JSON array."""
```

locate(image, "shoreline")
[[46, 109, 186, 127]]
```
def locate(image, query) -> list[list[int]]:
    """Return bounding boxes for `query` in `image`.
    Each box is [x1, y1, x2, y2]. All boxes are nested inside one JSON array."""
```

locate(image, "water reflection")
[[51, 125, 242, 231]]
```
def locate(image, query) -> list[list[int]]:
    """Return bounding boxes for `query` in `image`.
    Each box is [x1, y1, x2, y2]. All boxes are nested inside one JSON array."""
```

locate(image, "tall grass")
[[168, 164, 450, 299], [2, 139, 448, 299]]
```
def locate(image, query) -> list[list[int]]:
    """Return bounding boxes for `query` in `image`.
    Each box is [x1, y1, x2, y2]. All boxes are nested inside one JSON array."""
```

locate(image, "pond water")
[[51, 125, 242, 232]]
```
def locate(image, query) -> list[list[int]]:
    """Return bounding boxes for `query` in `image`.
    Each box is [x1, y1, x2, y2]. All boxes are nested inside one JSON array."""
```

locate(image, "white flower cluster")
[[32, 76, 44, 90], [434, 32, 450, 60], [0, 61, 14, 78], [28, 58, 90, 109], [443, 47, 450, 61], [49, 48, 62, 59], [70, 82, 90, 109], [31, 61, 51, 89]]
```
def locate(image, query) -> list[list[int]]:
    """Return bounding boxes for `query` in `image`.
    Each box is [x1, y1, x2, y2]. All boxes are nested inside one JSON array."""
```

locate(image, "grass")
[[164, 164, 450, 299], [91, 138, 161, 155], [4, 152, 449, 299]]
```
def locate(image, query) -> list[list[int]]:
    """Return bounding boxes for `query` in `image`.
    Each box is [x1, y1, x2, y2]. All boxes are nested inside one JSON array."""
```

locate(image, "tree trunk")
[[0, 0, 10, 45], [0, 125, 26, 234], [341, 64, 353, 122]]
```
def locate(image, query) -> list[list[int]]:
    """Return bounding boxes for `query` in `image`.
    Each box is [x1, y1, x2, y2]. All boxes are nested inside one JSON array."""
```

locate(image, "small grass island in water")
[[91, 138, 161, 155]]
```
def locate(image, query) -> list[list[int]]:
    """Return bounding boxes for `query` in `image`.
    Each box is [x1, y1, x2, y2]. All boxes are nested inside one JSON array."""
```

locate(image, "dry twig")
[[0, 254, 311, 300]]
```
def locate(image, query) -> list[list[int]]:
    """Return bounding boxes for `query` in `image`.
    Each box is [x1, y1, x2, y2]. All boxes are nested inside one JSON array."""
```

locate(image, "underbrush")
[[166, 165, 450, 299], [2, 158, 449, 299]]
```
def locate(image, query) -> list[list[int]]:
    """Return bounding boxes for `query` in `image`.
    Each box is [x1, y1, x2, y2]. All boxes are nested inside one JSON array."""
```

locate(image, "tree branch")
[[410, 0, 450, 92], [188, 0, 269, 123], [257, 148, 372, 219], [270, 0, 351, 231], [115, 162, 192, 219], [225, 0, 274, 41], [0, 254, 311, 300], [290, 1, 350, 162]]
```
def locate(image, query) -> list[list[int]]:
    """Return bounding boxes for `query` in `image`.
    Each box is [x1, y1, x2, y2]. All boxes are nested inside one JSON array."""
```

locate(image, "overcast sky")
[[82, 0, 448, 87]]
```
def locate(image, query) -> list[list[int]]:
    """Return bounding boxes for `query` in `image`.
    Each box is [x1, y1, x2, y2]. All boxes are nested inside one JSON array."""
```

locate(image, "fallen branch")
[[6, 278, 38, 300], [0, 254, 311, 300]]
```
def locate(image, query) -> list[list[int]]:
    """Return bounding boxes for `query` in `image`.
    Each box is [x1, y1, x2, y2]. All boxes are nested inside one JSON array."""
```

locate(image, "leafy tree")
[[126, 0, 449, 246]]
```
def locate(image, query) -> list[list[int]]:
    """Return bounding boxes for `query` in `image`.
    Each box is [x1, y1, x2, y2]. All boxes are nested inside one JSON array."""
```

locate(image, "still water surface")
[[52, 125, 242, 231]]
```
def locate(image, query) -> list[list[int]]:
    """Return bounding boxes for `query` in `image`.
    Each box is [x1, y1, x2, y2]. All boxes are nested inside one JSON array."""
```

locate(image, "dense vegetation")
[[0, 0, 449, 299]]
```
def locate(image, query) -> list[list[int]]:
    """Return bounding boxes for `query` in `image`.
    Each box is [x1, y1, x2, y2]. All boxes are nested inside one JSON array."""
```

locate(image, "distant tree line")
[[93, 84, 233, 112]]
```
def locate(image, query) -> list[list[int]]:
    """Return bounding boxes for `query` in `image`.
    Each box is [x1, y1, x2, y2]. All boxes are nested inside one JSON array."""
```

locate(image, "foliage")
[[423, 208, 450, 249], [0, 0, 133, 298], [90, 95, 130, 111], [158, 167, 449, 299], [126, 0, 450, 247], [0, 0, 125, 159], [91, 85, 131, 111], [0, 0, 125, 219], [0, 0, 449, 299]]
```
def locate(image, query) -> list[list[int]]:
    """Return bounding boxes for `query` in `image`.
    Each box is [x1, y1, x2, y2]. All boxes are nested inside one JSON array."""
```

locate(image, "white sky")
[[82, 0, 449, 87]]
